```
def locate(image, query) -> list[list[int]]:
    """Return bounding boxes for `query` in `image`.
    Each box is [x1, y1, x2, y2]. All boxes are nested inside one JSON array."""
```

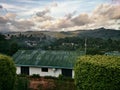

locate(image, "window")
[[41, 68, 48, 72], [62, 69, 72, 77], [21, 66, 29, 75]]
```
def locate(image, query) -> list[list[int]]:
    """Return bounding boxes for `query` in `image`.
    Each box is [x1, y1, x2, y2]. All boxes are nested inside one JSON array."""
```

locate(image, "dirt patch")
[[29, 78, 55, 90]]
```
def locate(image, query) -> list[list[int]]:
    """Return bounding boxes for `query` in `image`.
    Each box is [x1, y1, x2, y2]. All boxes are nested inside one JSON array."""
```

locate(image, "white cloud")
[[5, 13, 17, 19], [0, 3, 26, 11], [0, 1, 120, 32]]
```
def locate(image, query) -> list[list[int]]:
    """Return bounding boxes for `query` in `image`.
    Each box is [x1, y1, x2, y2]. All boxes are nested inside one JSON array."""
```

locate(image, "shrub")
[[75, 55, 120, 90], [54, 80, 76, 90], [0, 54, 16, 90], [15, 76, 30, 90], [58, 74, 64, 80], [17, 74, 28, 77], [44, 76, 57, 79], [30, 74, 40, 78], [58, 74, 74, 81]]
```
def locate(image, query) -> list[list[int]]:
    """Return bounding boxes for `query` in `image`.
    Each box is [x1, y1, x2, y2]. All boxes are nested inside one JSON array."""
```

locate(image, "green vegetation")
[[75, 55, 120, 90], [1, 30, 120, 55], [0, 54, 16, 90], [30, 74, 40, 78], [0, 34, 19, 56], [15, 76, 30, 90], [53, 79, 75, 90], [48, 37, 120, 55], [14, 75, 75, 90], [31, 76, 75, 90]]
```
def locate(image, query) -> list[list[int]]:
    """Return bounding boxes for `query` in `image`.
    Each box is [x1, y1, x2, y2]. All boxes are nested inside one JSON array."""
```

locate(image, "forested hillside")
[[1, 28, 120, 55]]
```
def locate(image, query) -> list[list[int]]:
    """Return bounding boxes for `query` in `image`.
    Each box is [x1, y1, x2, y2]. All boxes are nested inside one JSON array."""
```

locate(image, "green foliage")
[[15, 76, 30, 90], [30, 74, 40, 78], [9, 42, 19, 56], [17, 74, 28, 77], [0, 54, 16, 90], [48, 37, 120, 54], [86, 48, 104, 55], [0, 34, 10, 55], [44, 76, 57, 79], [37, 78, 75, 90], [54, 80, 76, 90], [75, 55, 120, 90], [0, 34, 19, 56], [58, 74, 74, 81], [58, 74, 64, 80], [1, 33, 120, 55]]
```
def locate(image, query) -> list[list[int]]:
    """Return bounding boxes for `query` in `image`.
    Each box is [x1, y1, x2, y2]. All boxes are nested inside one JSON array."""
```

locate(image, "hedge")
[[74, 55, 120, 90], [0, 54, 16, 90]]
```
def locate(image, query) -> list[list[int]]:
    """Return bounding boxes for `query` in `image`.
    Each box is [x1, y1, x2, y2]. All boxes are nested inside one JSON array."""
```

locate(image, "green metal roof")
[[13, 50, 85, 69]]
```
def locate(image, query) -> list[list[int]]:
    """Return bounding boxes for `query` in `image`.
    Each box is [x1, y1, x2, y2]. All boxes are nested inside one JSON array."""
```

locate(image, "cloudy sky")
[[0, 0, 120, 32]]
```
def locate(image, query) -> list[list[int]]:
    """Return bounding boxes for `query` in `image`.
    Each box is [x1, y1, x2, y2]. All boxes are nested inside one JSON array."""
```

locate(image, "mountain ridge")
[[2, 28, 120, 39]]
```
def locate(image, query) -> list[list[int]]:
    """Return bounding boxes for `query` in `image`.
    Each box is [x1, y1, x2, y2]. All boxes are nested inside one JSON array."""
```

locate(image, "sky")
[[0, 0, 120, 32]]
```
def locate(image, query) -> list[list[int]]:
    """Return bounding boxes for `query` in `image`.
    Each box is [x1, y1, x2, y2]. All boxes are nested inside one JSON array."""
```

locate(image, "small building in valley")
[[105, 51, 120, 56], [13, 50, 84, 78]]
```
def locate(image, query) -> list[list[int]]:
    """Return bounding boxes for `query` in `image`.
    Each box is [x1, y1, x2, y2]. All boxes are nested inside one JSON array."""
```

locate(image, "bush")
[[54, 80, 76, 90], [0, 54, 16, 90], [58, 74, 74, 81], [44, 76, 57, 79], [75, 55, 120, 90], [15, 76, 30, 90], [30, 74, 40, 78], [58, 74, 64, 80], [17, 74, 28, 77]]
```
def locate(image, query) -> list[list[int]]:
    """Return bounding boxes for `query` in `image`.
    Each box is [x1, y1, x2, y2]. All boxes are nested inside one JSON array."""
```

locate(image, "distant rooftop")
[[105, 51, 120, 56], [13, 50, 85, 69]]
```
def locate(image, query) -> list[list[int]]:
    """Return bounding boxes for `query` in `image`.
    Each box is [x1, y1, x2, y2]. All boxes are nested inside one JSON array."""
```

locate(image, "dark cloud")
[[0, 16, 8, 24], [0, 5, 3, 8], [11, 20, 34, 30], [36, 8, 50, 17], [0, 24, 10, 32], [71, 14, 93, 26], [64, 11, 76, 20]]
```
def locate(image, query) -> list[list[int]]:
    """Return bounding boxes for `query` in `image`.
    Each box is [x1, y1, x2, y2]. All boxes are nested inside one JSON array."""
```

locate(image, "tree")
[[9, 42, 19, 56], [74, 55, 120, 90], [0, 54, 16, 90]]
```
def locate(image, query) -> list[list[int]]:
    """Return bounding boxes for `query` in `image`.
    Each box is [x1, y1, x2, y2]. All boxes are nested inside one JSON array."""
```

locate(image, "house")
[[13, 50, 85, 78], [105, 51, 120, 56]]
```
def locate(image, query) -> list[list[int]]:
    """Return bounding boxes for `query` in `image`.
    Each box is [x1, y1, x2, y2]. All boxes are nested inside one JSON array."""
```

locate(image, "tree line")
[[1, 33, 120, 56], [44, 37, 120, 55]]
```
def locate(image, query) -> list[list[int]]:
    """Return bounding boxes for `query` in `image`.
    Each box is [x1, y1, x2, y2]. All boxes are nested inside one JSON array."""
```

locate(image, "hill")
[[77, 28, 120, 39], [2, 28, 120, 39]]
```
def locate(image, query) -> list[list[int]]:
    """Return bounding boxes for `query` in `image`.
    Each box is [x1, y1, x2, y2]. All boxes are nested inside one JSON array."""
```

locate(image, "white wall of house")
[[16, 67, 20, 74], [30, 67, 61, 77], [72, 70, 74, 78], [16, 66, 74, 78]]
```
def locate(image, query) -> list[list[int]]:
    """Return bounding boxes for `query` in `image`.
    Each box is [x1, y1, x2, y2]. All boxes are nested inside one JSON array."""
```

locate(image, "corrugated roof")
[[13, 50, 85, 69]]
